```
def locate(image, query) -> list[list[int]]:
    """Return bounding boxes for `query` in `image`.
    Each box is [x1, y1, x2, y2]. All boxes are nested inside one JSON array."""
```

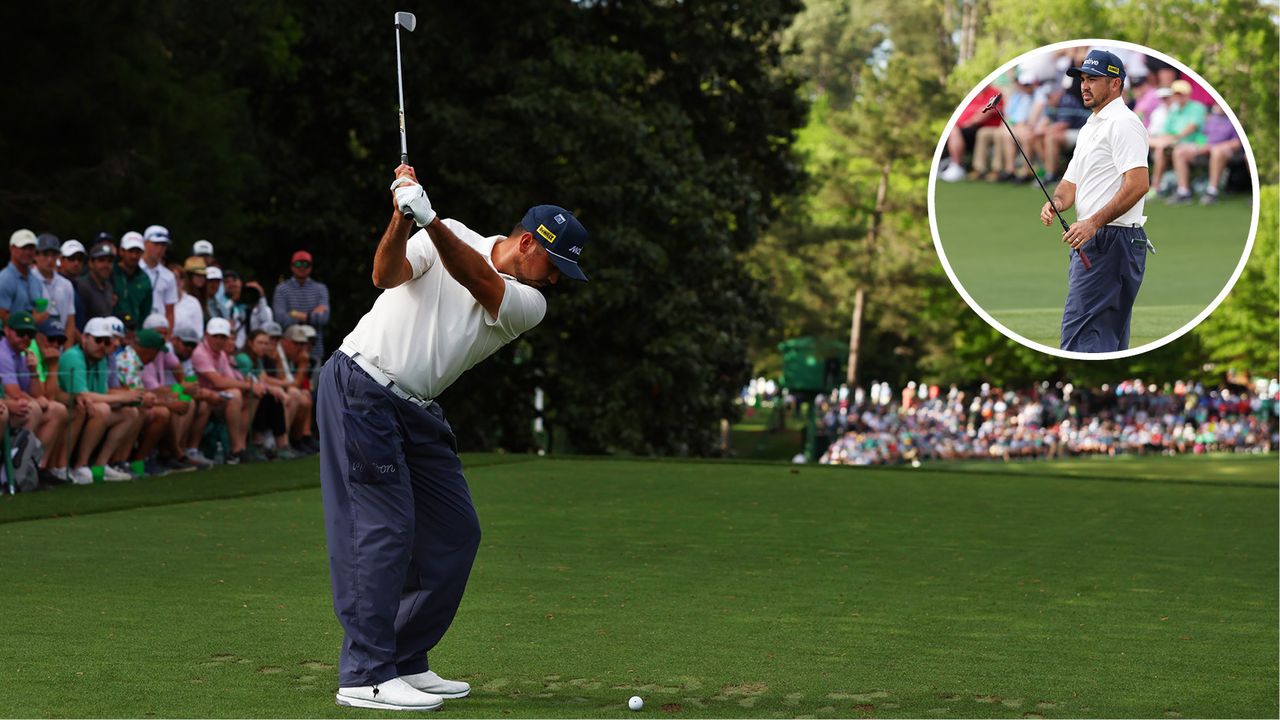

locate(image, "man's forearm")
[[372, 212, 416, 288], [1085, 171, 1149, 227], [1051, 185, 1074, 213]]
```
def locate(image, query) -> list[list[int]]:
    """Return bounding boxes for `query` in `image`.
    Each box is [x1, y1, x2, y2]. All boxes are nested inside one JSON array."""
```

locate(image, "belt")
[[1104, 222, 1157, 253], [338, 346, 433, 408]]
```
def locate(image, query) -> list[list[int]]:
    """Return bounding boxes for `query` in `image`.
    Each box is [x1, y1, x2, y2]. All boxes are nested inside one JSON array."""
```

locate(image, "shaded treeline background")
[[1, 0, 1275, 455]]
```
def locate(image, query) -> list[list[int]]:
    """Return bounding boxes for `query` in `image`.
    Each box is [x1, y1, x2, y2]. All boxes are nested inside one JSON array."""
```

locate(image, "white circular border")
[[927, 38, 1261, 361]]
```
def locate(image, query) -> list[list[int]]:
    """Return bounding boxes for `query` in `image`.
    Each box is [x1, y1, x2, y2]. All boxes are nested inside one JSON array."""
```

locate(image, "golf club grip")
[[401, 152, 408, 165]]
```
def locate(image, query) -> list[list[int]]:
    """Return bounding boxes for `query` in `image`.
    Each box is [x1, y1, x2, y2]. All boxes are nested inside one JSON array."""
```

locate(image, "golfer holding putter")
[[318, 163, 588, 711], [1041, 49, 1151, 353]]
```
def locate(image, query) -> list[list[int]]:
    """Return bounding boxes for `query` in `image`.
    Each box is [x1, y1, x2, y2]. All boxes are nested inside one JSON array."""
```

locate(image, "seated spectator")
[[1, 230, 44, 323], [116, 329, 182, 475], [940, 85, 1002, 182], [76, 241, 117, 330], [58, 318, 141, 483], [237, 328, 301, 460], [1169, 103, 1242, 205], [169, 325, 217, 468], [1037, 79, 1090, 183], [192, 317, 266, 464], [1149, 79, 1205, 197], [265, 322, 317, 453], [0, 311, 71, 483]]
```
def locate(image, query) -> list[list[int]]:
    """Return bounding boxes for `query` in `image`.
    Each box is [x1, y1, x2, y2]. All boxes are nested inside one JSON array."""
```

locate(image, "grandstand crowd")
[[815, 377, 1278, 466], [1, 226, 329, 491], [940, 46, 1245, 205]]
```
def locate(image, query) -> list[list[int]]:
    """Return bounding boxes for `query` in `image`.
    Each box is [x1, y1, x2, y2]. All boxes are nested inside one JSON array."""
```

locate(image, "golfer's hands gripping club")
[[390, 164, 436, 227]]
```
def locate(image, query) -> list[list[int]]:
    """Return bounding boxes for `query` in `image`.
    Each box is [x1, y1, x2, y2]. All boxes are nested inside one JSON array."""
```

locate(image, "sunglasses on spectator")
[[44, 336, 67, 347], [86, 335, 112, 345], [11, 329, 33, 339], [293, 260, 311, 268]]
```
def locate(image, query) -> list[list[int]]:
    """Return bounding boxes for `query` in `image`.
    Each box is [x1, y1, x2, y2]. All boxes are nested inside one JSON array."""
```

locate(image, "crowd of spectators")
[[1, 225, 331, 491], [817, 377, 1278, 466], [939, 46, 1245, 206]]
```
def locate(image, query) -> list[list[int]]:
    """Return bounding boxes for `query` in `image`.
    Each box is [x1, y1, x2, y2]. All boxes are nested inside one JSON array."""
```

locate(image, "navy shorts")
[[1060, 225, 1148, 353]]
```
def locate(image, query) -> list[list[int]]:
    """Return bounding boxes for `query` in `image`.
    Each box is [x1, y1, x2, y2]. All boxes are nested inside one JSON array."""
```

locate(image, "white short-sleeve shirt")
[[1063, 96, 1149, 226], [142, 259, 179, 318], [343, 219, 547, 400]]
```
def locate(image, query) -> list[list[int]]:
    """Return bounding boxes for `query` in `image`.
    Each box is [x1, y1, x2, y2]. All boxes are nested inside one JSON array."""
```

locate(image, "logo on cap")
[[536, 225, 557, 244]]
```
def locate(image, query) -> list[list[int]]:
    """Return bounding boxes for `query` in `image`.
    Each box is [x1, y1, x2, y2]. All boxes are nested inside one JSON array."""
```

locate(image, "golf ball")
[[911, 459, 921, 468], [628, 696, 644, 711]]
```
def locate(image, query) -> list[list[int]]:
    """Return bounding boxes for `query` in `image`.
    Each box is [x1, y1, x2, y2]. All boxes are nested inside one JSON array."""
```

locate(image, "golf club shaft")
[[395, 25, 408, 165], [992, 106, 1092, 270]]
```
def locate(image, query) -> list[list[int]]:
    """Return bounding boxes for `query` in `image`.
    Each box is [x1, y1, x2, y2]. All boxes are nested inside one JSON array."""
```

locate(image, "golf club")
[[394, 11, 416, 166], [982, 94, 1092, 270]]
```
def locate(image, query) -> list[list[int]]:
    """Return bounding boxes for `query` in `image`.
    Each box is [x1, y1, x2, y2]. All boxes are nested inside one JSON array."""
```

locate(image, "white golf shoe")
[[401, 670, 471, 699], [335, 677, 443, 711]]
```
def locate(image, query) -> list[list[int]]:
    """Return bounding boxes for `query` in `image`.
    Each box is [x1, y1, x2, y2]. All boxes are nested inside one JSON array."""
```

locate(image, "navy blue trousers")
[[1060, 225, 1148, 352], [317, 352, 481, 688]]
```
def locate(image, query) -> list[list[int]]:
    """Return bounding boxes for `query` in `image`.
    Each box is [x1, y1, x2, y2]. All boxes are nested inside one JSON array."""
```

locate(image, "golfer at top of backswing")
[[317, 163, 589, 711], [1041, 49, 1152, 353]]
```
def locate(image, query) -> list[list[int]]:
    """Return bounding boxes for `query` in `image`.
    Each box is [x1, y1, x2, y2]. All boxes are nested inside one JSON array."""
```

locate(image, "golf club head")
[[981, 93, 1001, 114], [395, 11, 416, 32]]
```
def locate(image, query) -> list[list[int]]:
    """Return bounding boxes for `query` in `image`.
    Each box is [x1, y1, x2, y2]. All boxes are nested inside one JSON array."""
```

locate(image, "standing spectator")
[[174, 258, 207, 335], [1, 230, 45, 323], [273, 250, 330, 363], [141, 225, 179, 331], [33, 234, 76, 345], [58, 317, 139, 483], [204, 266, 226, 320], [191, 317, 266, 464], [58, 239, 87, 284], [192, 239, 217, 267], [112, 232, 153, 331], [76, 241, 117, 329], [0, 311, 71, 482]]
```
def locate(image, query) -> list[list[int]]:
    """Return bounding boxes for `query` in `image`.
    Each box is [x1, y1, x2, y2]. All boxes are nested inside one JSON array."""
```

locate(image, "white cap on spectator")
[[84, 317, 114, 339], [284, 324, 317, 342], [143, 225, 171, 243], [205, 266, 224, 281], [1155, 87, 1174, 98], [1017, 70, 1037, 85], [61, 239, 86, 257], [120, 231, 145, 251], [105, 316, 126, 337], [193, 239, 214, 256], [9, 229, 37, 248], [206, 317, 232, 336], [174, 326, 202, 344], [142, 314, 170, 331]]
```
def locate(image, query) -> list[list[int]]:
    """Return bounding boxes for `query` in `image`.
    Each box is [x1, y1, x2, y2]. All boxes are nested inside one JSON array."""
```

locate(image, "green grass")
[[2, 454, 1276, 718], [934, 181, 1252, 347]]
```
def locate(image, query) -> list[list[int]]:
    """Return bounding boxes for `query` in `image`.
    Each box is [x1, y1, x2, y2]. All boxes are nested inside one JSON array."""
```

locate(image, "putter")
[[394, 11, 416, 165], [982, 94, 1092, 270]]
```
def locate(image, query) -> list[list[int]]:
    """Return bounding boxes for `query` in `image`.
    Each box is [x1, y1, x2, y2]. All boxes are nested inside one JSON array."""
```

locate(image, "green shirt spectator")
[[112, 233, 154, 330], [58, 344, 110, 395], [234, 351, 262, 379], [1163, 98, 1207, 145]]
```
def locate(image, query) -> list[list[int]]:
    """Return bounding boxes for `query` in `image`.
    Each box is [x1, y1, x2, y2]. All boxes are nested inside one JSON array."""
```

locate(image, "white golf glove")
[[390, 177, 436, 227]]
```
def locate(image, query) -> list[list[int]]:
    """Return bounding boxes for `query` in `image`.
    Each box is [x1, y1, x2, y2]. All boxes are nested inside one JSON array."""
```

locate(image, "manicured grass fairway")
[[1, 454, 1275, 718], [933, 181, 1252, 347]]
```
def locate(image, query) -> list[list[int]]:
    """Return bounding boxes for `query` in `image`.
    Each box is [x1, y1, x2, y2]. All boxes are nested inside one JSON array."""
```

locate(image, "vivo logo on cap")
[[1084, 58, 1099, 66]]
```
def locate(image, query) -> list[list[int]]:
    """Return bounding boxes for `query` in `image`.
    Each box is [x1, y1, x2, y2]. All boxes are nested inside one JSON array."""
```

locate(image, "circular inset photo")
[[929, 39, 1259, 360]]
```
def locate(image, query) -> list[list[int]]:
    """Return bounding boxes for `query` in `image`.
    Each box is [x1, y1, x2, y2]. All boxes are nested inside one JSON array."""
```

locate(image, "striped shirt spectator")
[[272, 250, 329, 363]]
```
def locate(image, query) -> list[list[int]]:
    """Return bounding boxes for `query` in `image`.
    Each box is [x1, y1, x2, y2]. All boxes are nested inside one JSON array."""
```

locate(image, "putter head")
[[981, 93, 1001, 114], [394, 11, 416, 32]]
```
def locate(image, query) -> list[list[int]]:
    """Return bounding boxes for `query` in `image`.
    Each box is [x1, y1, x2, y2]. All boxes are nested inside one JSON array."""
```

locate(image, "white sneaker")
[[49, 467, 70, 482], [101, 464, 132, 482], [401, 670, 471, 699], [940, 163, 966, 182], [71, 466, 93, 485], [335, 677, 443, 711]]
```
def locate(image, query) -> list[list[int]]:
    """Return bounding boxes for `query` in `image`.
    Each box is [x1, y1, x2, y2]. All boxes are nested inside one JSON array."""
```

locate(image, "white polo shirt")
[[343, 219, 547, 401], [1063, 96, 1149, 226], [141, 258, 179, 319]]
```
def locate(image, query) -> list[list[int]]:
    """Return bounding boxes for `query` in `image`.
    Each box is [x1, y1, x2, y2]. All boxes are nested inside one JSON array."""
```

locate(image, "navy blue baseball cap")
[[1067, 49, 1126, 80], [522, 205, 588, 282]]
